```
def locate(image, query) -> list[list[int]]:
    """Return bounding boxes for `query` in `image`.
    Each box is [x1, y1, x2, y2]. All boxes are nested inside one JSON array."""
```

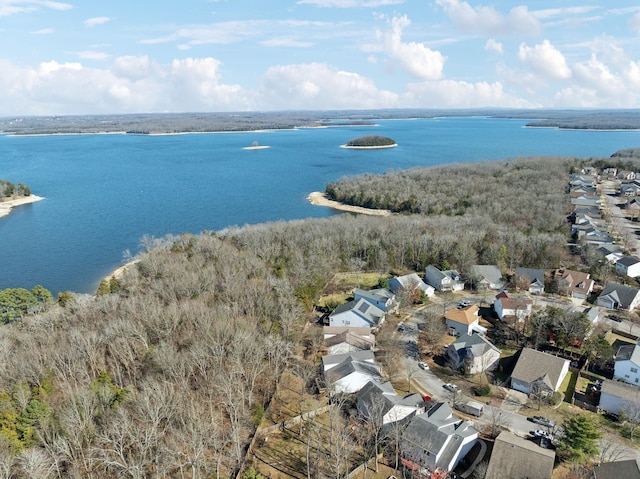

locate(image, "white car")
[[418, 361, 429, 370], [533, 430, 553, 440], [443, 383, 460, 393]]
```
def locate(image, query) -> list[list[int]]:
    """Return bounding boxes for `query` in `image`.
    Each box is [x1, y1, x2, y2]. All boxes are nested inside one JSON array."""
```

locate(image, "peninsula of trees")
[[0, 180, 30, 199], [344, 135, 396, 148]]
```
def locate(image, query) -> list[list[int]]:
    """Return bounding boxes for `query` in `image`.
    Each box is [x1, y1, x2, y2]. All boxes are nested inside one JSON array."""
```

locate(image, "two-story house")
[[425, 265, 464, 292], [614, 341, 640, 386]]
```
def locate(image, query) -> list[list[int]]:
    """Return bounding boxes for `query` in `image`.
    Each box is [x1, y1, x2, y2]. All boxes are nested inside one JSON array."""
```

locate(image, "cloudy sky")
[[2, 0, 640, 115]]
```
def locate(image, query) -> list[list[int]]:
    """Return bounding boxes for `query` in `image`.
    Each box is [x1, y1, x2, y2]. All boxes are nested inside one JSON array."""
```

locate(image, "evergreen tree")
[[558, 414, 601, 461]]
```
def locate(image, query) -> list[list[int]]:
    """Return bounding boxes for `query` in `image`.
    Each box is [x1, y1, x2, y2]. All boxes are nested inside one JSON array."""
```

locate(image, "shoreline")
[[0, 195, 45, 219], [307, 192, 391, 216], [107, 259, 141, 280], [242, 145, 271, 150], [339, 143, 398, 150]]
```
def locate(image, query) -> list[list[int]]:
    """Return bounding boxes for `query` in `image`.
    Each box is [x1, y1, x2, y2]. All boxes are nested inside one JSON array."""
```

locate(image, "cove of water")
[[1, 117, 639, 294]]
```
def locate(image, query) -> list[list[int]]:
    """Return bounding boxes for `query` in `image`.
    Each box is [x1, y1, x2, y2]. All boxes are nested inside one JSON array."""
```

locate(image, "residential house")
[[616, 256, 640, 278], [556, 269, 594, 299], [581, 227, 615, 246], [594, 459, 640, 479], [571, 195, 601, 207], [621, 182, 640, 197], [484, 431, 555, 479], [323, 358, 382, 394], [596, 244, 624, 264], [353, 287, 397, 313], [388, 273, 435, 297], [444, 305, 485, 336], [324, 327, 375, 355], [469, 264, 504, 290], [510, 347, 570, 395], [425, 265, 465, 292], [597, 282, 640, 311], [515, 267, 545, 294], [357, 380, 427, 426], [614, 341, 640, 386], [584, 306, 601, 325], [323, 326, 372, 340], [329, 297, 385, 329], [321, 350, 376, 371], [599, 379, 640, 415], [493, 291, 533, 322], [602, 167, 618, 178], [446, 333, 500, 375], [401, 402, 478, 474]]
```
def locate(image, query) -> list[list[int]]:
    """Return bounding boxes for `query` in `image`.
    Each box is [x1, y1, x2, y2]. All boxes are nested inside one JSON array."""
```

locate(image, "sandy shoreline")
[[108, 259, 141, 280], [0, 195, 45, 219], [307, 192, 391, 216], [339, 143, 398, 150]]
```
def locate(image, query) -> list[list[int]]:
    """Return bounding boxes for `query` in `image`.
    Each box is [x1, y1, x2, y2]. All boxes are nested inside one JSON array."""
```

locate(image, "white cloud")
[[532, 6, 599, 20], [484, 39, 503, 54], [260, 37, 314, 48], [518, 40, 571, 80], [84, 16, 111, 28], [435, 0, 541, 36], [630, 13, 640, 34], [572, 54, 623, 93], [0, 0, 71, 16], [73, 50, 111, 60], [259, 62, 397, 109], [31, 28, 53, 34], [368, 15, 445, 81], [403, 79, 536, 108], [296, 0, 403, 7]]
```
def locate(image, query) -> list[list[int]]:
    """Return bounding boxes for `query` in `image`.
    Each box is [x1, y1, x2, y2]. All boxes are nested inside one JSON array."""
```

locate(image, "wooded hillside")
[[0, 155, 624, 477]]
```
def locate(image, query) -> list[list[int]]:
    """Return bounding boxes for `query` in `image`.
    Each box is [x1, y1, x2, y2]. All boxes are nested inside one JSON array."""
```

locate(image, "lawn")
[[559, 370, 578, 403]]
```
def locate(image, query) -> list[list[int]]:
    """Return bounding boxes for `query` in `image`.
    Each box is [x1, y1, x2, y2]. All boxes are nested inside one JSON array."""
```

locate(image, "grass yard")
[[559, 370, 578, 403]]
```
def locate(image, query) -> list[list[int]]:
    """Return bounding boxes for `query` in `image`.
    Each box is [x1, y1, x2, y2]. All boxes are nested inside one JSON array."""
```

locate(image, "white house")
[[515, 268, 545, 294], [323, 359, 382, 395], [493, 291, 533, 322], [324, 327, 375, 355], [321, 350, 376, 371], [556, 269, 594, 300], [614, 341, 640, 386], [616, 256, 640, 278], [597, 282, 640, 311], [447, 333, 500, 375], [469, 265, 504, 290], [444, 305, 485, 337], [329, 298, 385, 329], [510, 348, 570, 395], [401, 402, 478, 474], [425, 265, 464, 292], [353, 287, 396, 313], [357, 380, 427, 426], [388, 273, 435, 297]]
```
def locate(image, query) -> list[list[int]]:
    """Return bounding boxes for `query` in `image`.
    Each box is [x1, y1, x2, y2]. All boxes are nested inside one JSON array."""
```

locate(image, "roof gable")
[[511, 348, 569, 388]]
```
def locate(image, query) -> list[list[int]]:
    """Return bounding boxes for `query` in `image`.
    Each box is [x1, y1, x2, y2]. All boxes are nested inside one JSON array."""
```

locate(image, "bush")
[[474, 385, 491, 396]]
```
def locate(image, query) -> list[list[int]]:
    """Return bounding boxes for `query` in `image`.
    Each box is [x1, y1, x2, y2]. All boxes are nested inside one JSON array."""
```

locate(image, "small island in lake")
[[242, 140, 271, 150], [340, 135, 397, 149]]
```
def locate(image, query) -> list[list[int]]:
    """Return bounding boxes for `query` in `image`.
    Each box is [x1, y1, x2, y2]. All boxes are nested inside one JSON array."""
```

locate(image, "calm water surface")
[[1, 117, 639, 294]]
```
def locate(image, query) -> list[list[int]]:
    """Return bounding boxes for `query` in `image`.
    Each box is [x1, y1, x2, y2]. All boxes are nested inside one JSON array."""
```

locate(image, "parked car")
[[530, 416, 555, 428], [458, 300, 472, 307], [443, 383, 460, 393], [418, 361, 429, 370], [532, 430, 553, 440], [609, 314, 623, 322]]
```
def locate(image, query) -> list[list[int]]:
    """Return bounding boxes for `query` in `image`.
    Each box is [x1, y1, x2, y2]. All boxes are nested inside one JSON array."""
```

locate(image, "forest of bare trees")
[[0, 155, 634, 477]]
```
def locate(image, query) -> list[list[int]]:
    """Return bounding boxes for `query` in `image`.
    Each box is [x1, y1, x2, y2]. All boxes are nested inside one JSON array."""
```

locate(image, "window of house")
[[632, 368, 638, 373]]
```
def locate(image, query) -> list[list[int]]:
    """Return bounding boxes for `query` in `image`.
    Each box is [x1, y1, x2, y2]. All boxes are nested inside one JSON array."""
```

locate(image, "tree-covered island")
[[341, 134, 397, 149], [0, 180, 44, 219]]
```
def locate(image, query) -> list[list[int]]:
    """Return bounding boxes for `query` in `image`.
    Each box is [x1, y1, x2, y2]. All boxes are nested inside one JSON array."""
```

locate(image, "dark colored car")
[[530, 416, 555, 428]]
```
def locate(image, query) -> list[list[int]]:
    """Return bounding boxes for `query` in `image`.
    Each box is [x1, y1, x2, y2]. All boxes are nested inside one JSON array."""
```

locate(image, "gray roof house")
[[325, 329, 375, 355], [447, 333, 501, 375], [425, 265, 464, 292], [515, 268, 545, 294], [353, 287, 396, 313], [599, 379, 640, 415], [401, 402, 478, 474], [323, 358, 382, 395], [329, 297, 386, 329], [321, 350, 376, 371], [597, 282, 640, 311], [594, 459, 640, 479], [357, 380, 427, 426], [388, 273, 435, 297], [510, 348, 570, 395], [469, 264, 504, 290], [485, 431, 555, 479]]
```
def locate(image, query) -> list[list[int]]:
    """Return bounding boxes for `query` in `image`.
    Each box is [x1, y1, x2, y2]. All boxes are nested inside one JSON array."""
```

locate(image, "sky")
[[1, 0, 640, 115]]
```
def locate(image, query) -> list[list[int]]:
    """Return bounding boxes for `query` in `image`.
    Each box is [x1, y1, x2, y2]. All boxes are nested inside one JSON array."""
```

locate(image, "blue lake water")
[[2, 117, 640, 295]]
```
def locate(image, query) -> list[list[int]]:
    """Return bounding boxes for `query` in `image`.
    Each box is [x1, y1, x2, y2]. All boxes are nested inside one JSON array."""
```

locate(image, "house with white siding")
[[614, 341, 640, 386], [510, 348, 570, 395]]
